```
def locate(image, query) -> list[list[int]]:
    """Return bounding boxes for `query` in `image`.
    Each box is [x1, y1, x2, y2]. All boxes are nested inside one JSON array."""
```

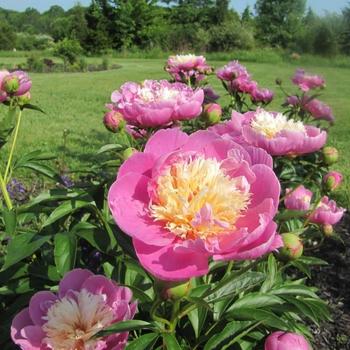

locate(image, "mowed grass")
[[1, 58, 349, 206]]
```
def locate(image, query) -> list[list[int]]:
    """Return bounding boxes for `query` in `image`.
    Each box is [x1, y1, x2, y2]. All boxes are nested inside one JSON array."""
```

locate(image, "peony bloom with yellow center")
[[211, 109, 327, 156], [109, 128, 282, 281], [11, 269, 137, 350]]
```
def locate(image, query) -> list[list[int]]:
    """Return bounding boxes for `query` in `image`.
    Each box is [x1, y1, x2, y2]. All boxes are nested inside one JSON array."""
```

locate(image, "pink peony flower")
[[111, 80, 204, 128], [284, 185, 313, 211], [230, 77, 257, 95], [108, 128, 282, 281], [292, 69, 325, 92], [11, 269, 137, 350], [239, 109, 327, 156], [265, 331, 311, 350], [304, 98, 334, 123], [251, 88, 274, 104], [323, 171, 343, 191], [2, 70, 32, 96], [216, 61, 250, 81], [0, 69, 9, 102], [309, 196, 345, 225], [165, 54, 212, 84]]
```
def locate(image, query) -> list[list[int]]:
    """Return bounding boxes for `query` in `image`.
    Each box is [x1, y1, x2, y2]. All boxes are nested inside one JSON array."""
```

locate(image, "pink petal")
[[144, 128, 188, 158], [108, 173, 174, 245], [133, 239, 209, 281], [29, 291, 58, 326], [245, 146, 273, 168], [58, 268, 94, 298], [117, 152, 155, 180], [11, 308, 33, 346]]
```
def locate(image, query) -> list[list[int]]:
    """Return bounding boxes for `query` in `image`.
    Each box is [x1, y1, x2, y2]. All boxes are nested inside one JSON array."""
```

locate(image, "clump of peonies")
[[110, 80, 204, 128], [286, 96, 334, 123], [108, 128, 282, 281], [165, 54, 212, 85], [1, 70, 32, 97], [11, 269, 137, 350], [323, 171, 343, 191], [309, 196, 345, 225], [292, 68, 325, 92], [211, 109, 327, 156], [284, 185, 313, 211], [265, 331, 311, 350], [216, 61, 274, 105]]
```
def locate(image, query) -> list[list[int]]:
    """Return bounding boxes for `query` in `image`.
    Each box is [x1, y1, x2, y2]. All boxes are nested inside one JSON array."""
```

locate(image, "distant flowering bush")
[[165, 54, 212, 85], [11, 269, 137, 350], [109, 80, 204, 128]]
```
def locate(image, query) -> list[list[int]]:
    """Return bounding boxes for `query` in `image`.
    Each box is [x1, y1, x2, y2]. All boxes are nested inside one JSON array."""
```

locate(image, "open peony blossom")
[[251, 88, 274, 104], [165, 54, 212, 84], [216, 60, 250, 82], [108, 128, 282, 281], [292, 68, 325, 92], [111, 80, 204, 128], [11, 269, 137, 350], [239, 109, 326, 156], [309, 196, 345, 225], [265, 331, 311, 350], [284, 185, 313, 211]]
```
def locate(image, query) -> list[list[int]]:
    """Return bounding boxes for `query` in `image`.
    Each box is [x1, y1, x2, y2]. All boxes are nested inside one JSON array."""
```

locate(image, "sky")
[[0, 0, 348, 14]]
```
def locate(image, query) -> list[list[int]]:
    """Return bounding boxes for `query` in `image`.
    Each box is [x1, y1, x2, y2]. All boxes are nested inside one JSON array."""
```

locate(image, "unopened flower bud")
[[278, 233, 303, 261], [155, 279, 192, 300], [17, 92, 31, 106], [322, 224, 334, 237], [322, 147, 339, 165], [103, 110, 123, 133], [265, 331, 311, 350], [323, 171, 343, 191], [202, 103, 222, 125], [122, 147, 137, 160], [2, 75, 19, 94]]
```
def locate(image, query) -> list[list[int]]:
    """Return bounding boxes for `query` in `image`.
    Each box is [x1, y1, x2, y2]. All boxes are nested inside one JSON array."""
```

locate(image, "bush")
[[53, 38, 83, 65], [26, 54, 44, 72]]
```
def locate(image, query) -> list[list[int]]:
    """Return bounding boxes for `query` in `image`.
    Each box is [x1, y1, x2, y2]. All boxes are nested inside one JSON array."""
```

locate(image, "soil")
[[310, 213, 350, 350]]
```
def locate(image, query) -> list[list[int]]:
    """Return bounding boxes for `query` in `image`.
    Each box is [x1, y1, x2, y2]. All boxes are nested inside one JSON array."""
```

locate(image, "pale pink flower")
[[251, 88, 274, 104], [216, 61, 250, 81], [265, 331, 311, 350], [292, 69, 325, 92], [165, 54, 212, 84], [11, 269, 137, 350], [304, 98, 334, 123], [309, 196, 345, 225], [284, 185, 313, 211], [108, 128, 282, 281], [111, 80, 204, 128]]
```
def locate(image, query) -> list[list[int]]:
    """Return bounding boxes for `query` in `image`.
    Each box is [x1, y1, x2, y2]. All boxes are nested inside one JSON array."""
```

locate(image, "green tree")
[[341, 3, 350, 54], [255, 0, 306, 47], [0, 21, 16, 50], [53, 38, 83, 65], [68, 4, 89, 45]]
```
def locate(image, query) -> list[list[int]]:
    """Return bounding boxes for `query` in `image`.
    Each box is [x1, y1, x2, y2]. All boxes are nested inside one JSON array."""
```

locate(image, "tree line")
[[0, 0, 349, 56]]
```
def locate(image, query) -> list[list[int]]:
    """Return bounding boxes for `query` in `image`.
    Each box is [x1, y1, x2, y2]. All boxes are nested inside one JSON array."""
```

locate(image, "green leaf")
[[43, 196, 95, 227], [126, 333, 159, 350], [0, 107, 16, 148], [3, 208, 17, 237], [1, 232, 51, 271], [97, 144, 123, 154], [297, 256, 328, 266], [203, 321, 253, 350], [94, 320, 154, 338], [162, 333, 182, 350], [54, 232, 77, 276], [227, 293, 284, 312], [275, 210, 307, 221], [261, 254, 278, 292], [21, 103, 45, 113], [15, 162, 61, 182], [270, 284, 318, 299]]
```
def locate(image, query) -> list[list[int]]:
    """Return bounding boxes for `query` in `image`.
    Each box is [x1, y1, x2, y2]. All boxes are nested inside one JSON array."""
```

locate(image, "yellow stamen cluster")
[[150, 156, 250, 240], [251, 110, 305, 139]]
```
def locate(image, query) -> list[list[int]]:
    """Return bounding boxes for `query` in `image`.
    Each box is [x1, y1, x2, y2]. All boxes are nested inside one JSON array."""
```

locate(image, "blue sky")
[[0, 0, 348, 14]]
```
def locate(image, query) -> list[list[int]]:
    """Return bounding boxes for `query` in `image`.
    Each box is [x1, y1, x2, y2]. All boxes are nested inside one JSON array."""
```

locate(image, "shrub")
[[53, 38, 83, 65]]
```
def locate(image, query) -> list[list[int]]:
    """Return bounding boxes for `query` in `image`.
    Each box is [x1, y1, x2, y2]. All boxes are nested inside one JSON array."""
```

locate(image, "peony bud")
[[103, 110, 123, 133], [323, 171, 343, 191], [322, 147, 339, 165], [284, 186, 312, 211], [322, 224, 334, 237], [278, 233, 303, 261], [2, 75, 19, 94], [265, 331, 311, 350], [155, 279, 192, 300], [202, 103, 222, 125], [122, 147, 137, 160], [17, 92, 31, 106]]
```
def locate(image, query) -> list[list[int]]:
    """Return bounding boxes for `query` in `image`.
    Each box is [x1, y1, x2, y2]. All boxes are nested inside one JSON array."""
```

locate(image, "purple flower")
[[11, 269, 137, 350], [251, 88, 274, 104], [292, 68, 325, 92]]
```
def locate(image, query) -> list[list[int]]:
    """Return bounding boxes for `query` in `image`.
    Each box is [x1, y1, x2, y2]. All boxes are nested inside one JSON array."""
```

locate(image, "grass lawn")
[[1, 58, 349, 206]]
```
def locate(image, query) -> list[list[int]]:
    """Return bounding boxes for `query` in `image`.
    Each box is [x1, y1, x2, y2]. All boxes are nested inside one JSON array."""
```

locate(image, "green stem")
[[4, 108, 22, 183], [0, 172, 13, 210]]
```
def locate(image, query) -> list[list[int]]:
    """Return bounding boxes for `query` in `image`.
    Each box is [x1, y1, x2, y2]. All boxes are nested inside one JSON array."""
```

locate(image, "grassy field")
[[1, 57, 349, 206]]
